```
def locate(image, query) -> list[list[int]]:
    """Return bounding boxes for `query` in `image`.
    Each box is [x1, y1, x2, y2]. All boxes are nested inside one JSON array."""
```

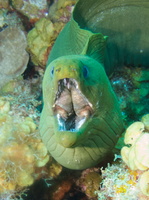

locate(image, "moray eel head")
[[44, 55, 102, 147], [40, 55, 124, 169], [53, 76, 93, 147]]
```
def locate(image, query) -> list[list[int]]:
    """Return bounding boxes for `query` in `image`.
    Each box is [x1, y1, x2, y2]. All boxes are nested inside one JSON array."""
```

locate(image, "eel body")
[[40, 0, 149, 170]]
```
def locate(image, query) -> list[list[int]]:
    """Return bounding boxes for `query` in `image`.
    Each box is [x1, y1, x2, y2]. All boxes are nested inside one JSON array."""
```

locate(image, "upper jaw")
[[52, 78, 93, 132]]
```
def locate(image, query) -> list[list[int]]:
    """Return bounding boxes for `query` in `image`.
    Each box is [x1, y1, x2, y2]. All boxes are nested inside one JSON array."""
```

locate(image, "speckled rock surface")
[[11, 0, 49, 21], [0, 27, 29, 88]]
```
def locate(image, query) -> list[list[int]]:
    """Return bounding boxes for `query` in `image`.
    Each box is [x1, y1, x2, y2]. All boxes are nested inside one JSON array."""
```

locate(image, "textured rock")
[[0, 27, 29, 88], [11, 0, 49, 20]]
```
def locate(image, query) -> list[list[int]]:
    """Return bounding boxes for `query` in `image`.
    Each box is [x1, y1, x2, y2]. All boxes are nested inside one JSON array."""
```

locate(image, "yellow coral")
[[114, 185, 127, 193], [57, 0, 77, 9], [16, 171, 34, 187], [0, 98, 10, 113], [11, 0, 24, 9], [114, 174, 137, 194], [27, 18, 64, 67], [0, 0, 9, 9], [48, 161, 62, 178], [0, 97, 50, 195]]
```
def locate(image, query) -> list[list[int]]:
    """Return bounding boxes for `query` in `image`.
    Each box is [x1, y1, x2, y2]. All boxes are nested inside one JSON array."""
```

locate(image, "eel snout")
[[53, 78, 93, 132]]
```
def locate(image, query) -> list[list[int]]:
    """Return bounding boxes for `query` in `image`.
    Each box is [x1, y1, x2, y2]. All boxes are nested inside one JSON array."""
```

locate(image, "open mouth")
[[53, 78, 93, 132]]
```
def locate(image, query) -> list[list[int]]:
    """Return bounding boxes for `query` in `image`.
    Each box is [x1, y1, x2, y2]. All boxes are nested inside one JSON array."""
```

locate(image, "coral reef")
[[139, 170, 149, 197], [110, 66, 149, 124], [11, 0, 49, 21], [121, 114, 149, 197], [95, 114, 149, 200], [49, 179, 73, 200], [0, 0, 10, 9], [76, 168, 102, 198], [0, 96, 49, 197], [95, 162, 141, 200], [0, 0, 149, 199], [0, 26, 29, 88], [27, 17, 64, 67], [0, 76, 62, 199], [0, 9, 23, 32], [121, 115, 149, 171], [111, 66, 149, 151], [26, 0, 77, 67], [142, 114, 149, 131], [48, 0, 77, 23]]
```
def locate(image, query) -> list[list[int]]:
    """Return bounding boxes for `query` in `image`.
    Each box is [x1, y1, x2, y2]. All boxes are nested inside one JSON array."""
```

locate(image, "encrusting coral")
[[110, 67, 149, 124], [0, 0, 149, 199], [0, 97, 49, 194], [48, 0, 77, 23], [95, 162, 140, 200], [121, 114, 149, 197], [27, 17, 64, 67], [0, 77, 62, 199], [141, 114, 149, 131], [27, 0, 77, 67], [76, 168, 102, 198], [0, 0, 10, 9], [94, 115, 149, 200], [121, 115, 149, 171]]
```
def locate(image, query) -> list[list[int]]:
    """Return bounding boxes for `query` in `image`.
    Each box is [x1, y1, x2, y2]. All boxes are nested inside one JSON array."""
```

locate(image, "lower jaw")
[[55, 120, 89, 148], [55, 130, 78, 148]]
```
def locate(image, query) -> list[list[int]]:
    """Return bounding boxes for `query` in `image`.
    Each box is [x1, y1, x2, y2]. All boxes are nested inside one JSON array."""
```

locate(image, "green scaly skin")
[[40, 0, 149, 169], [40, 55, 124, 169]]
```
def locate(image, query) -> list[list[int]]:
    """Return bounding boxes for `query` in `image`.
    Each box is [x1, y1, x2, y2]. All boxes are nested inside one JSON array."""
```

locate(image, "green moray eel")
[[40, 0, 149, 170]]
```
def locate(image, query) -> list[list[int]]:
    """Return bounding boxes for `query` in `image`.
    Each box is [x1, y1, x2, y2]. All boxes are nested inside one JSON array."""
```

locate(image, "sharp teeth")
[[75, 84, 78, 89], [76, 116, 86, 130], [73, 79, 78, 89], [67, 82, 70, 89], [57, 114, 66, 131], [64, 78, 67, 86]]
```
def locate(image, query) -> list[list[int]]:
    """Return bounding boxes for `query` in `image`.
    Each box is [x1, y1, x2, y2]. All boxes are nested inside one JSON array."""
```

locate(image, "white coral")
[[139, 170, 149, 197], [121, 114, 149, 197], [124, 121, 144, 145]]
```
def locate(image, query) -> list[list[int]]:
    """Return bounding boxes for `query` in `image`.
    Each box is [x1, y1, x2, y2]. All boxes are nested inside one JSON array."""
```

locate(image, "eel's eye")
[[83, 66, 88, 78], [51, 67, 54, 76]]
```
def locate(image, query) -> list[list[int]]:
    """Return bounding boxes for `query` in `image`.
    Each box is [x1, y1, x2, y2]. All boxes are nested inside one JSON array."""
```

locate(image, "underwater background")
[[0, 0, 149, 199]]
